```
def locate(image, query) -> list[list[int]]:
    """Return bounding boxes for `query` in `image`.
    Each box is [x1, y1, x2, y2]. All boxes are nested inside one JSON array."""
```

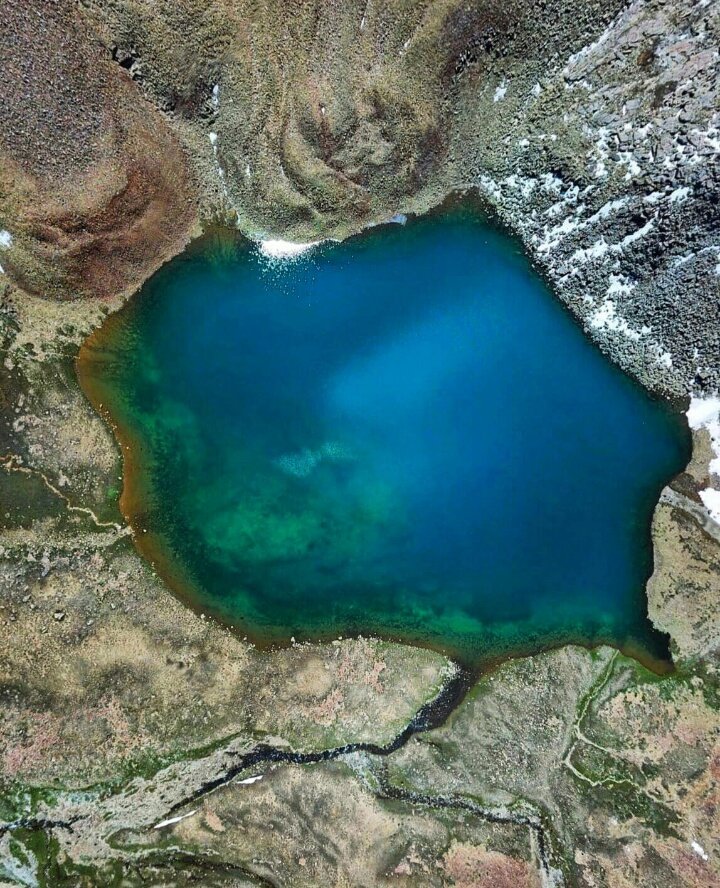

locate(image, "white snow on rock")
[[258, 239, 319, 260], [585, 198, 628, 225], [611, 216, 656, 252], [503, 173, 537, 199], [607, 274, 636, 297], [657, 350, 673, 370], [687, 396, 720, 523], [563, 14, 617, 74], [479, 174, 502, 202], [579, 273, 673, 369], [551, 216, 580, 238], [568, 238, 609, 266], [154, 809, 198, 829], [671, 252, 695, 268], [537, 213, 581, 252], [237, 774, 264, 785], [564, 215, 656, 271], [0, 230, 12, 272], [687, 396, 720, 476], [700, 489, 720, 524], [669, 186, 691, 203], [493, 81, 508, 102], [588, 127, 611, 179], [617, 151, 642, 180], [208, 133, 230, 197], [540, 172, 564, 194], [588, 299, 642, 341], [691, 841, 709, 861]]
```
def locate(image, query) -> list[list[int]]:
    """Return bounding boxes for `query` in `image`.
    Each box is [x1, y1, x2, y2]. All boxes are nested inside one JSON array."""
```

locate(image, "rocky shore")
[[0, 0, 718, 885]]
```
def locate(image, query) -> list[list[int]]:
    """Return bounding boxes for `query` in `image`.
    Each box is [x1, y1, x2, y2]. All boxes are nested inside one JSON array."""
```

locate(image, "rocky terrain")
[[0, 0, 718, 885]]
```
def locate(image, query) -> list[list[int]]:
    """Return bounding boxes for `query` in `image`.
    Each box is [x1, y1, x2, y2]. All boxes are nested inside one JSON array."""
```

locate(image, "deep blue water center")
[[80, 205, 689, 666]]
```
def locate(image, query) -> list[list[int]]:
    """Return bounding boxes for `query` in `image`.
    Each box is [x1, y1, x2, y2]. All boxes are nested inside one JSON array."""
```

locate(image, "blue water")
[[79, 204, 690, 666]]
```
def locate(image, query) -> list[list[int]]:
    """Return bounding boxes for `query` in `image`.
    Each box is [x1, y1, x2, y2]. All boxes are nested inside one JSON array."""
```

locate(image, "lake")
[[78, 203, 690, 668]]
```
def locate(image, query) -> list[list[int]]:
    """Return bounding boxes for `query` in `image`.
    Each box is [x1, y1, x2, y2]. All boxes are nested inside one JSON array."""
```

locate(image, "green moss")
[[0, 470, 67, 530], [582, 779, 680, 839]]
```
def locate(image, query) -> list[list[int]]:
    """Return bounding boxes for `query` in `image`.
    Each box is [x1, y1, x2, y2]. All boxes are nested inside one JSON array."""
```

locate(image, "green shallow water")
[[78, 205, 690, 668]]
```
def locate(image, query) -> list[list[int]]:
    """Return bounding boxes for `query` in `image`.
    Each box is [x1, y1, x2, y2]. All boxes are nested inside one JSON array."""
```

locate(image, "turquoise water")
[[79, 205, 690, 666]]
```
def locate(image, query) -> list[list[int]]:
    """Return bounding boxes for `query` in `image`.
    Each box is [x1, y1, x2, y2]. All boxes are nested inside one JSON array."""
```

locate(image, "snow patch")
[[493, 81, 508, 102], [479, 175, 502, 202], [617, 151, 641, 180], [503, 174, 537, 199], [568, 238, 609, 266], [607, 274, 636, 297], [657, 350, 673, 370], [700, 490, 720, 525], [669, 186, 691, 203], [588, 126, 611, 179], [671, 252, 695, 269], [0, 230, 12, 248], [237, 775, 264, 785], [643, 191, 664, 204], [691, 841, 709, 861], [154, 810, 198, 829], [208, 133, 231, 198], [687, 396, 720, 523], [687, 396, 720, 476], [611, 216, 656, 251], [586, 198, 628, 226], [540, 173, 564, 194], [691, 124, 720, 154], [588, 299, 642, 342], [537, 215, 580, 252], [563, 16, 616, 74], [544, 183, 580, 218]]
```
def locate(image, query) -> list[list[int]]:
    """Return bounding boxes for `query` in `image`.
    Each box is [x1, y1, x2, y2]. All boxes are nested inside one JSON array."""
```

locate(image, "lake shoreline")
[[76, 202, 690, 675]]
